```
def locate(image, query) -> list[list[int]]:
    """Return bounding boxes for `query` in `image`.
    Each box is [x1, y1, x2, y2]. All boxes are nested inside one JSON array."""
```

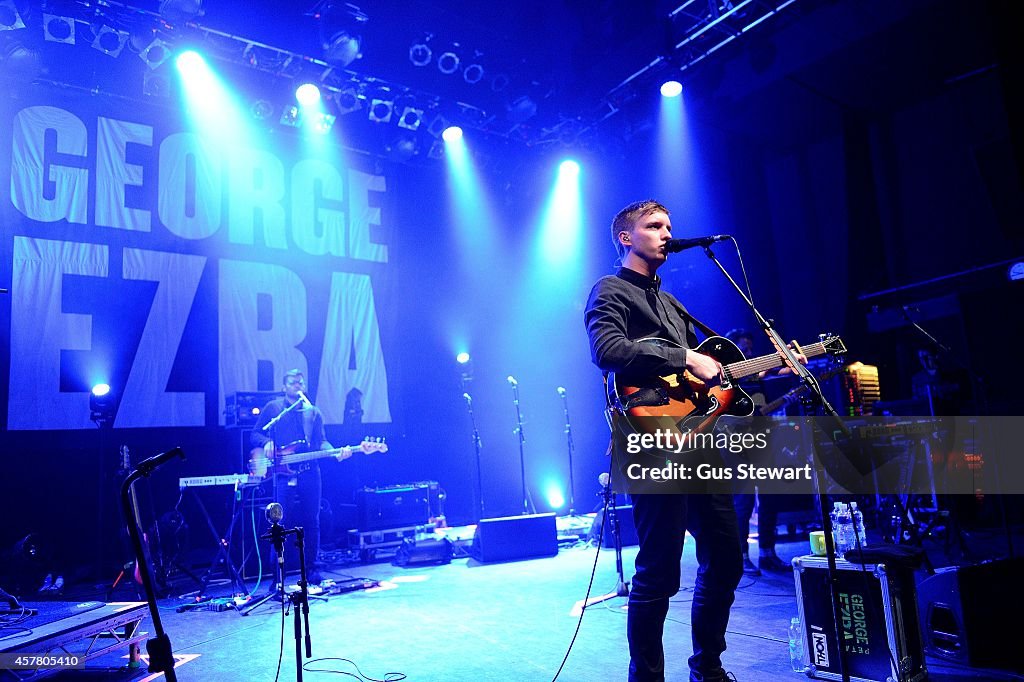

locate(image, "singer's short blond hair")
[[282, 369, 304, 385], [611, 199, 669, 259]]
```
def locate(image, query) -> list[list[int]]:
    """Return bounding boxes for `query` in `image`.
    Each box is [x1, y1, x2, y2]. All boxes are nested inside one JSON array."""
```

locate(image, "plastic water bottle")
[[836, 504, 853, 557], [850, 502, 867, 549], [829, 502, 842, 556], [789, 616, 808, 672]]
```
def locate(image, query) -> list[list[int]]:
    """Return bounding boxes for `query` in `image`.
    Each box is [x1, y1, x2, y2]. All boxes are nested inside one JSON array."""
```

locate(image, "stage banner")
[[1, 86, 395, 429]]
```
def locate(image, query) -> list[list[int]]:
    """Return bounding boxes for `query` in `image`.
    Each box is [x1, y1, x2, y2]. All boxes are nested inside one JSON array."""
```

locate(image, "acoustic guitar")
[[607, 334, 846, 438]]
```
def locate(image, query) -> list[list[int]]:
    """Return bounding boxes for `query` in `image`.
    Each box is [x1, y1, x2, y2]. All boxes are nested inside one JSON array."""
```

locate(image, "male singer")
[[584, 200, 743, 682]]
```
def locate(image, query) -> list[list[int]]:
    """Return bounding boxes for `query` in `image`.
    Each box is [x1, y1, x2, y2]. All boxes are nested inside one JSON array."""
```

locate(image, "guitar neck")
[[725, 341, 829, 381], [277, 446, 354, 466]]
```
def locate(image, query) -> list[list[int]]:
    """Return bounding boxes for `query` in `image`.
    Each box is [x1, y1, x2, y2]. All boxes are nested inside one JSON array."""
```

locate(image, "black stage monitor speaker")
[[472, 513, 558, 563], [917, 557, 1023, 672]]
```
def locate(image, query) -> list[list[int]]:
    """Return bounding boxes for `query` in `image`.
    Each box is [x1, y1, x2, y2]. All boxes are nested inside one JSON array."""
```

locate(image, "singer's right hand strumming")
[[685, 350, 723, 384]]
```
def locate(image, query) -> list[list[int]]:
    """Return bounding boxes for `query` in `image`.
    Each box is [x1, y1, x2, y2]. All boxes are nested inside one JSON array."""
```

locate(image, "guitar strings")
[[725, 342, 825, 378]]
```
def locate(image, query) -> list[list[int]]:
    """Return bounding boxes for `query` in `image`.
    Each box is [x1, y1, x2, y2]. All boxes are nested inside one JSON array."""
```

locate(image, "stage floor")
[[40, 533, 1017, 681]]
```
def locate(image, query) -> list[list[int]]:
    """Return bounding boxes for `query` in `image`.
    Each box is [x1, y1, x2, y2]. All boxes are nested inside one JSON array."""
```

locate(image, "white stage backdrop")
[[2, 92, 395, 429]]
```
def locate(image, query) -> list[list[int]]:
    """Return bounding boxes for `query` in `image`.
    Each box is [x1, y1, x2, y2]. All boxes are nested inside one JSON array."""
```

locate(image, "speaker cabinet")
[[917, 558, 1023, 672], [471, 513, 558, 563], [587, 505, 639, 548]]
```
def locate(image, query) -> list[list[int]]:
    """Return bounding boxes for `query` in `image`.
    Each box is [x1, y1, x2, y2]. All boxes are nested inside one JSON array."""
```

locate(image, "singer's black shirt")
[[584, 267, 699, 380], [250, 397, 327, 453]]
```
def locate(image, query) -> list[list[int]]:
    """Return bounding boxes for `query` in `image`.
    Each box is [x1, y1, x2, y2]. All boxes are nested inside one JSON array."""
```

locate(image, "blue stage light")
[[175, 49, 205, 74], [660, 80, 682, 98], [295, 82, 321, 107], [546, 485, 565, 509], [559, 159, 580, 177], [456, 352, 471, 364], [91, 383, 111, 397], [442, 125, 463, 143]]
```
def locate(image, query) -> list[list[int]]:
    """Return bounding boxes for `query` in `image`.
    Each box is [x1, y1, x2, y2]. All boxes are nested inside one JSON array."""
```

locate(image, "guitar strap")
[[665, 296, 719, 340]]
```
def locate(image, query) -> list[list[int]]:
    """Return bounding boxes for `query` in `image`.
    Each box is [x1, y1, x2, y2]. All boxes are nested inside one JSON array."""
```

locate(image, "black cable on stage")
[[302, 657, 406, 681], [549, 457, 616, 682], [273, 587, 286, 682]]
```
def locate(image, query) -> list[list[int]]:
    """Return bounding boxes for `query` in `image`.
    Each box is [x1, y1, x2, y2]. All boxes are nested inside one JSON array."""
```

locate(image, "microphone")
[[557, 386, 566, 397], [665, 234, 729, 253], [262, 502, 286, 557], [265, 502, 284, 524], [136, 447, 185, 476], [507, 376, 518, 387], [598, 472, 610, 488], [463, 393, 472, 405], [297, 390, 313, 407]]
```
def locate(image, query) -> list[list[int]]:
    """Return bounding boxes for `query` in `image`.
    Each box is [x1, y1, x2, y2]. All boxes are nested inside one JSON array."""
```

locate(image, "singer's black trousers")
[[270, 465, 322, 581], [628, 492, 743, 682]]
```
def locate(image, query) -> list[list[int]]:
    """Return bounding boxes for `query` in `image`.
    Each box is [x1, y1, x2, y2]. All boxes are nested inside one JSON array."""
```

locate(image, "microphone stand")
[[240, 512, 288, 614], [558, 388, 578, 516], [259, 396, 304, 592], [290, 527, 314, 682], [120, 447, 185, 681], [578, 477, 629, 611], [463, 393, 486, 522], [509, 379, 535, 515], [700, 242, 852, 682]]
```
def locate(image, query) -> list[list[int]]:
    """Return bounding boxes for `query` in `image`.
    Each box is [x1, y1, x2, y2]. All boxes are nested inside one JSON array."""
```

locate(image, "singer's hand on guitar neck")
[[685, 350, 723, 384]]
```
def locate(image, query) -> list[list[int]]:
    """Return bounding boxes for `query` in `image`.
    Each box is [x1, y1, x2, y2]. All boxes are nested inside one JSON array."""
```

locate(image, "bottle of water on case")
[[829, 502, 842, 556], [836, 504, 853, 557], [850, 502, 867, 549], [789, 616, 808, 672]]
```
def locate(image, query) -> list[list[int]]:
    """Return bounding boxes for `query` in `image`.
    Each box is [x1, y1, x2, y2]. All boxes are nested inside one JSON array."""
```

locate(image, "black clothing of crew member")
[[251, 394, 327, 583], [586, 265, 743, 682]]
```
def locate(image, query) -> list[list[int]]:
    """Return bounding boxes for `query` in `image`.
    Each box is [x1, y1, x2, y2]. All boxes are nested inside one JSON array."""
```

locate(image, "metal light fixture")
[[90, 383, 116, 427], [368, 98, 393, 123], [463, 62, 484, 85], [318, 1, 368, 67], [398, 106, 424, 131], [159, 0, 204, 23], [92, 25, 128, 57], [0, 0, 26, 31], [336, 87, 362, 114], [437, 50, 459, 75], [250, 98, 275, 121], [138, 37, 172, 69], [409, 36, 432, 67], [43, 14, 75, 44]]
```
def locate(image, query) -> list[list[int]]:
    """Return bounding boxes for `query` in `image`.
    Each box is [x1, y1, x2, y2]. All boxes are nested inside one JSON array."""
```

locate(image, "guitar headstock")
[[819, 333, 847, 358], [359, 437, 388, 454]]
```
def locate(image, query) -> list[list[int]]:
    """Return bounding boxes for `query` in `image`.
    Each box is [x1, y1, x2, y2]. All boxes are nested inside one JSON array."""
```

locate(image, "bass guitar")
[[607, 334, 846, 437], [248, 438, 388, 479]]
